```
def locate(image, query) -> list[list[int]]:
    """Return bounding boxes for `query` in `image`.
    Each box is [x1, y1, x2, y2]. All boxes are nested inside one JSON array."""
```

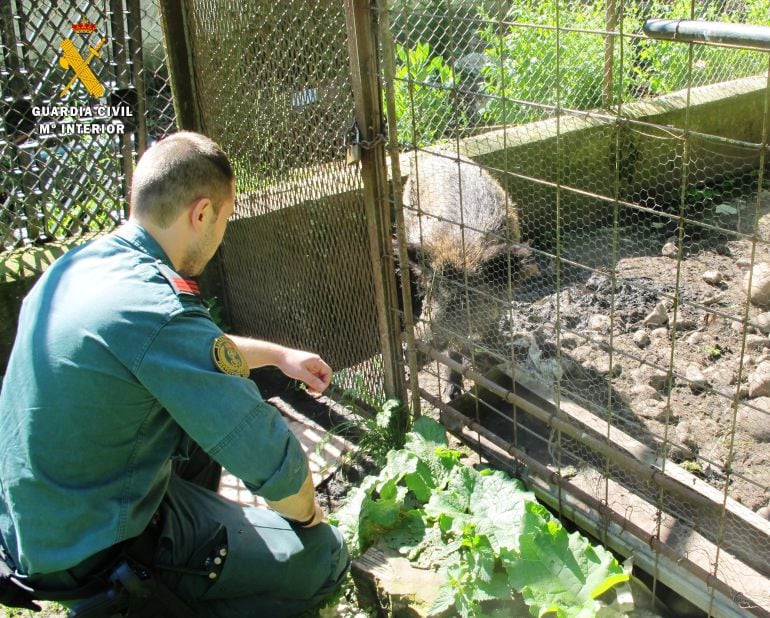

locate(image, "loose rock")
[[631, 384, 660, 401], [687, 332, 704, 345], [650, 327, 669, 340], [752, 312, 770, 335], [702, 270, 723, 286], [560, 332, 580, 350], [736, 257, 753, 270], [675, 420, 699, 454], [644, 302, 669, 327], [636, 399, 668, 421], [661, 242, 677, 258], [593, 357, 622, 378], [675, 318, 699, 332], [746, 334, 770, 353], [685, 364, 709, 393], [737, 398, 770, 441], [748, 361, 770, 398], [702, 365, 737, 387], [588, 314, 611, 333], [743, 262, 770, 307], [633, 330, 651, 348]]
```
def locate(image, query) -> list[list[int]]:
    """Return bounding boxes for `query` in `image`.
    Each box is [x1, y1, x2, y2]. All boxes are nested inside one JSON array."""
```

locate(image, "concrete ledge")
[[458, 75, 768, 245]]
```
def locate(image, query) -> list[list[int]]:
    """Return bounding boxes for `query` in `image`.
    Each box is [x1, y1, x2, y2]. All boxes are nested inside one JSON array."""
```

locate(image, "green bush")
[[390, 41, 457, 147], [388, 0, 770, 142]]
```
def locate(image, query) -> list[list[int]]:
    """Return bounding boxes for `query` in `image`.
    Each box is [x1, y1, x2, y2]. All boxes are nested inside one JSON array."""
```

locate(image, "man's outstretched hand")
[[277, 349, 332, 395]]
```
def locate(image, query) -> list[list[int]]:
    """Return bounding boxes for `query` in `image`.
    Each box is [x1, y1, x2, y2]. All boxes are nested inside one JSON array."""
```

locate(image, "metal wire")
[[380, 0, 770, 615], [0, 0, 176, 250]]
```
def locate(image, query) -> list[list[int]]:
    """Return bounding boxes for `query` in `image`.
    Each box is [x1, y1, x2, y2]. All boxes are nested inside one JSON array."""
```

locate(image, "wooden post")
[[344, 0, 407, 404], [157, 0, 201, 132], [603, 0, 618, 109]]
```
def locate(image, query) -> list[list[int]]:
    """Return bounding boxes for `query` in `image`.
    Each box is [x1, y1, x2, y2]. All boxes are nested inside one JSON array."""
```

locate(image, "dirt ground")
[[461, 190, 770, 515]]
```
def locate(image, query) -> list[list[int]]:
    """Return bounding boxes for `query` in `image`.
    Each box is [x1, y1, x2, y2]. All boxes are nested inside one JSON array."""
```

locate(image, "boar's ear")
[[482, 242, 538, 278], [480, 242, 530, 263]]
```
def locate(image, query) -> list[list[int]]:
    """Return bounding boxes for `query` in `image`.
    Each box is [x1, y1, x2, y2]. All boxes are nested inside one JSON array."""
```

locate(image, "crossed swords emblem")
[[59, 37, 106, 98]]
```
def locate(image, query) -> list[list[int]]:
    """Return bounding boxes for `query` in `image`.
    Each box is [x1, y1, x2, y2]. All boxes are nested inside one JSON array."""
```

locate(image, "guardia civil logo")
[[58, 19, 106, 99], [34, 18, 131, 138]]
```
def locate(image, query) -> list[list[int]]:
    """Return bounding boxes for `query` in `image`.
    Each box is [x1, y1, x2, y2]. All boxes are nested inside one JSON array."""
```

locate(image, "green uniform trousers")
[[30, 446, 349, 617]]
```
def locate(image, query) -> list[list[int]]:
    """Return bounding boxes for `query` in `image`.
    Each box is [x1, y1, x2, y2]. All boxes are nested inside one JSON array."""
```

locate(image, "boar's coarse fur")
[[401, 152, 534, 400]]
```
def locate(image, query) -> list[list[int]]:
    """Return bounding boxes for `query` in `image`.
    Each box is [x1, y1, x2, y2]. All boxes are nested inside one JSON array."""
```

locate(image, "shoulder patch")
[[211, 335, 250, 377], [156, 263, 201, 298]]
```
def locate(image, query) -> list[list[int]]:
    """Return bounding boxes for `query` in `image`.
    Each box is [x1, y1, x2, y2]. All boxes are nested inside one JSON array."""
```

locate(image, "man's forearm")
[[228, 335, 288, 369]]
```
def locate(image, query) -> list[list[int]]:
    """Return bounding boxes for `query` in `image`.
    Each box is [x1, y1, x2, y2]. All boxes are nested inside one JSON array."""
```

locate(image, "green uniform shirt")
[[0, 222, 308, 575]]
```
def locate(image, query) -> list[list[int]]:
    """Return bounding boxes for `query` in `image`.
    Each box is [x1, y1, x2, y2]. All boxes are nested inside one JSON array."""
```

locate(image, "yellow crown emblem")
[[71, 20, 97, 35]]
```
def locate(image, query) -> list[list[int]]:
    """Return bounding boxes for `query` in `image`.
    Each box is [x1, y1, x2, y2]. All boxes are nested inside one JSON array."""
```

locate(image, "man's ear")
[[188, 197, 214, 231]]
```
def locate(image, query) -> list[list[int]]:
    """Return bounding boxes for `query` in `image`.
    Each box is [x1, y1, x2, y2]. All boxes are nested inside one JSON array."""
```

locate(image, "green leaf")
[[467, 534, 496, 583], [405, 459, 436, 503], [412, 416, 448, 445], [381, 509, 428, 556], [501, 514, 628, 618], [473, 571, 511, 602], [469, 470, 536, 552], [425, 465, 477, 521], [428, 582, 458, 617]]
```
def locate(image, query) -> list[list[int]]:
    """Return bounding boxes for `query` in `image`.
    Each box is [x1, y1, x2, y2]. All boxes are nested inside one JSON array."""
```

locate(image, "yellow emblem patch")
[[211, 336, 249, 377]]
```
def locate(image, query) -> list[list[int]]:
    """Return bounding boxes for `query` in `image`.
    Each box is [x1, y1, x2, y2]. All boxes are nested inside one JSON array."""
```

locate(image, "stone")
[[702, 270, 723, 286], [675, 317, 699, 332], [752, 312, 770, 335], [757, 505, 770, 520], [748, 361, 770, 399], [686, 364, 709, 393], [644, 302, 669, 327], [702, 365, 737, 386], [736, 257, 753, 269], [743, 262, 770, 307], [636, 399, 668, 421], [737, 398, 770, 441], [588, 314, 611, 333], [632, 329, 651, 348], [631, 367, 671, 392], [661, 242, 677, 258], [632, 384, 660, 401], [746, 334, 770, 353], [593, 357, 622, 378], [687, 331, 704, 345], [650, 327, 669, 339], [675, 420, 699, 454], [559, 332, 580, 350]]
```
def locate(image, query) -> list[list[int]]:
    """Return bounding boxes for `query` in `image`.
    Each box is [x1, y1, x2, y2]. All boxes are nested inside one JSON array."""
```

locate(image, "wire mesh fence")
[[0, 0, 176, 252], [379, 0, 770, 615], [176, 0, 386, 403]]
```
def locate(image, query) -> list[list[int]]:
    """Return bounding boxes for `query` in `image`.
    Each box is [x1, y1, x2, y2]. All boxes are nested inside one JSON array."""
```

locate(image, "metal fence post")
[[344, 0, 407, 404]]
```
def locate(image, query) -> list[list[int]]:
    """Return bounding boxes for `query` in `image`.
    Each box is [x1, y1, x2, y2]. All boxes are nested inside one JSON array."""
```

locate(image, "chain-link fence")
[[379, 0, 770, 615], [170, 0, 388, 404], [0, 0, 176, 251]]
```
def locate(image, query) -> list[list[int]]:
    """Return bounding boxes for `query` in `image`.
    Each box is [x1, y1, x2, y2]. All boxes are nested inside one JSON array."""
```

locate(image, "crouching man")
[[0, 131, 349, 616]]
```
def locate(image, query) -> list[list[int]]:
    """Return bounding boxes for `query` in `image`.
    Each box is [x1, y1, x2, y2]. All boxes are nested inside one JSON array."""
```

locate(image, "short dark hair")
[[130, 131, 234, 228]]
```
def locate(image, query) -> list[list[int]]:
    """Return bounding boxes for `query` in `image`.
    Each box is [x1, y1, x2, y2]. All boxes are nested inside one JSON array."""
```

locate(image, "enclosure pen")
[[3, 0, 770, 616]]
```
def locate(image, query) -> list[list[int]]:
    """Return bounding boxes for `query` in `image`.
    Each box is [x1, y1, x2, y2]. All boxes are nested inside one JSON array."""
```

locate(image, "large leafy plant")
[[333, 416, 629, 617], [390, 42, 457, 147]]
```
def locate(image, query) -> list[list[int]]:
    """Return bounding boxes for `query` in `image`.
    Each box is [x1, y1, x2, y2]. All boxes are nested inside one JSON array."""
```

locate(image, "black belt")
[[17, 512, 163, 599]]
